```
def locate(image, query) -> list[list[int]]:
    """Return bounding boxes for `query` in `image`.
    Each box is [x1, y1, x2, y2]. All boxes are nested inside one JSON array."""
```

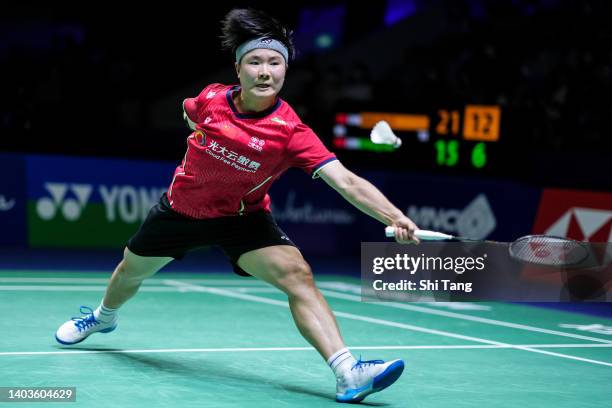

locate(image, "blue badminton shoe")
[[336, 358, 405, 403], [55, 306, 117, 345]]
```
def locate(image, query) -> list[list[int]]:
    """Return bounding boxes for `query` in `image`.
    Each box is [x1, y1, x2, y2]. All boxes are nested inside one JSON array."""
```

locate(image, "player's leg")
[[102, 247, 173, 309], [238, 245, 345, 359], [55, 192, 188, 345], [237, 245, 404, 403], [55, 247, 173, 345]]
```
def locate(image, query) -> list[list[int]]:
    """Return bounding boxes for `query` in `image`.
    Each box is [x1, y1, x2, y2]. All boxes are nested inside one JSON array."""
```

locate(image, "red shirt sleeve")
[[286, 122, 337, 178], [183, 83, 225, 127]]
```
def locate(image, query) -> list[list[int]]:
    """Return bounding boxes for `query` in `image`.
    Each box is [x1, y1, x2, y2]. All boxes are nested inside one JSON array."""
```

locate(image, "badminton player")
[[55, 8, 418, 403]]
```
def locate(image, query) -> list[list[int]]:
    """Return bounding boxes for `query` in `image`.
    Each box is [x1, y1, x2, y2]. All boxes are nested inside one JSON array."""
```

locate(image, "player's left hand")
[[390, 216, 420, 244]]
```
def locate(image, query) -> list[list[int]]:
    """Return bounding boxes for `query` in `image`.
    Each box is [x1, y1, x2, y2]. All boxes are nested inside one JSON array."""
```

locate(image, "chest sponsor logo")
[[206, 139, 261, 173], [248, 136, 266, 152], [194, 130, 207, 146]]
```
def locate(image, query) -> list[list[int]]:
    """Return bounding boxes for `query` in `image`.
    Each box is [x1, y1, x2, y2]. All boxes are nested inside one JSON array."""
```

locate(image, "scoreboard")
[[332, 105, 501, 171]]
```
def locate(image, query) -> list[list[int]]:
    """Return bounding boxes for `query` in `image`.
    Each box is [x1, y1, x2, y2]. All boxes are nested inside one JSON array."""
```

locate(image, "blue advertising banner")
[[377, 172, 542, 242], [13, 152, 542, 255], [269, 169, 542, 257], [269, 169, 362, 255], [0, 153, 27, 245], [26, 155, 176, 248]]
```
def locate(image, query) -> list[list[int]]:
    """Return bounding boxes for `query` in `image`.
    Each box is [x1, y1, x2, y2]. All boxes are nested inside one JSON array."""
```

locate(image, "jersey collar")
[[226, 85, 282, 119]]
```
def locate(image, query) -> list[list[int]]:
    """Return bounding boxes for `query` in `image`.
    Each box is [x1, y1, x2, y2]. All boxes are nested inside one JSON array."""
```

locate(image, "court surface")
[[1, 270, 611, 407]]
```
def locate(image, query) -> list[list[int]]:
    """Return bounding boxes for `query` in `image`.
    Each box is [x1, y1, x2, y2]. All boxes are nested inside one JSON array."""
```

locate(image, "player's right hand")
[[390, 216, 420, 244]]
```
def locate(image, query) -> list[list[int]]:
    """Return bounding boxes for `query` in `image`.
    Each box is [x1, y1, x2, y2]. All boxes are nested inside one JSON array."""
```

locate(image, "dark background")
[[2, 0, 611, 190]]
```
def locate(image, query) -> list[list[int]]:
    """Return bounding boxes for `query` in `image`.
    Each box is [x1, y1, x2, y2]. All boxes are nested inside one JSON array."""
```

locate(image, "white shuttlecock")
[[370, 121, 402, 148]]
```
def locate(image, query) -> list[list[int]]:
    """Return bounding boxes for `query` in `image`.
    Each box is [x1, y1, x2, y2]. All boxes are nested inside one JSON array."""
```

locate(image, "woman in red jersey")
[[56, 8, 418, 403]]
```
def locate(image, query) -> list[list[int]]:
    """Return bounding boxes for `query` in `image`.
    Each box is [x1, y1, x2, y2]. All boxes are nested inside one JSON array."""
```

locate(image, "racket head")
[[509, 235, 590, 267]]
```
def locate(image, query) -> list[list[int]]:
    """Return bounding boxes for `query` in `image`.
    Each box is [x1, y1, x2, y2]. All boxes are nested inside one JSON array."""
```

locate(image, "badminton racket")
[[384, 227, 590, 267]]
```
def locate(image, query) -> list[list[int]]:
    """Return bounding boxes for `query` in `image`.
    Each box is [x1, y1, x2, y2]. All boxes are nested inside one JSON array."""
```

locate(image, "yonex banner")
[[26, 155, 175, 248], [19, 154, 543, 253], [0, 153, 27, 246]]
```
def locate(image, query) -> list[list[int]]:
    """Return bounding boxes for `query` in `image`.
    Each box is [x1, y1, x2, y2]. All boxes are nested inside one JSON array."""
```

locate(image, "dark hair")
[[220, 8, 296, 61]]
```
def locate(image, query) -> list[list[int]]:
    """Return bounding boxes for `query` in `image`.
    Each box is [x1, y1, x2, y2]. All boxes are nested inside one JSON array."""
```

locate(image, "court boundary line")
[[317, 289, 612, 345], [0, 285, 279, 293], [2, 276, 611, 344], [0, 277, 269, 286], [4, 276, 611, 344], [2, 343, 612, 357], [162, 280, 612, 367]]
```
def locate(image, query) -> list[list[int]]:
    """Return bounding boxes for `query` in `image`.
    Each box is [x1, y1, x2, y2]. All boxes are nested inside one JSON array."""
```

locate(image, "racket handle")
[[385, 227, 454, 241]]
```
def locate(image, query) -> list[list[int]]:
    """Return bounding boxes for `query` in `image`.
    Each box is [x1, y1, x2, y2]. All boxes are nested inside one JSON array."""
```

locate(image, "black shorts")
[[127, 193, 296, 276]]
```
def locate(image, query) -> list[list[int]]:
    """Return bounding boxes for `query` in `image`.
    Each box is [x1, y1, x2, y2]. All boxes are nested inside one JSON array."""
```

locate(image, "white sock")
[[327, 347, 356, 378], [94, 302, 118, 323]]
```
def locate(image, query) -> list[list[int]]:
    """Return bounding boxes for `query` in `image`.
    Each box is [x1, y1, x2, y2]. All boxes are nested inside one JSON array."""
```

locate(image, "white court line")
[[0, 285, 167, 292], [1, 279, 609, 366], [0, 285, 279, 294], [14, 276, 608, 346], [222, 288, 279, 293], [0, 277, 268, 286], [0, 278, 114, 284], [317, 289, 612, 345], [163, 280, 612, 368], [157, 278, 267, 286], [3, 277, 611, 344], [2, 344, 612, 357]]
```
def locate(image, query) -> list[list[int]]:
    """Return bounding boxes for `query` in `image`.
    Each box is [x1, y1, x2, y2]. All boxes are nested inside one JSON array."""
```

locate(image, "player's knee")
[[117, 250, 156, 281], [276, 261, 314, 296], [116, 258, 140, 280], [118, 261, 156, 282]]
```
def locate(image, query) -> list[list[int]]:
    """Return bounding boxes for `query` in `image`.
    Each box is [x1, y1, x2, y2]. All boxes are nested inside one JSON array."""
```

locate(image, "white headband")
[[235, 37, 289, 63]]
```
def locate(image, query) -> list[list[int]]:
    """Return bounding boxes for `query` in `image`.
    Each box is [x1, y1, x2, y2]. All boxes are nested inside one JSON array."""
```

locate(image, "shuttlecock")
[[370, 121, 402, 148]]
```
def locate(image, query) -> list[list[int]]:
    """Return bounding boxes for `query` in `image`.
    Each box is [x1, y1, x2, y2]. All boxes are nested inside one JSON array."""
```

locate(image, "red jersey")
[[168, 83, 337, 219]]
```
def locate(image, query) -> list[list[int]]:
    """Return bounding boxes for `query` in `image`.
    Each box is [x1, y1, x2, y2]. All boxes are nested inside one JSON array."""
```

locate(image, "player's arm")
[[318, 160, 419, 243]]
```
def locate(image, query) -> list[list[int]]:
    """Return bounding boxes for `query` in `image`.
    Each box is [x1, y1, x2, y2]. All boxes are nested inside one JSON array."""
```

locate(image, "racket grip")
[[385, 227, 454, 241]]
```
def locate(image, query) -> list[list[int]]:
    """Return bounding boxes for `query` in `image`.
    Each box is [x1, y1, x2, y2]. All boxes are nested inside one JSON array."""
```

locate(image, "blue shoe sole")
[[336, 360, 405, 403], [372, 360, 404, 392], [54, 325, 117, 345]]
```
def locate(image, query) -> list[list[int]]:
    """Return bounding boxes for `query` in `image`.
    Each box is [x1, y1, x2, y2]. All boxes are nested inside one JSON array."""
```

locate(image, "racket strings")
[[509, 236, 588, 266]]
